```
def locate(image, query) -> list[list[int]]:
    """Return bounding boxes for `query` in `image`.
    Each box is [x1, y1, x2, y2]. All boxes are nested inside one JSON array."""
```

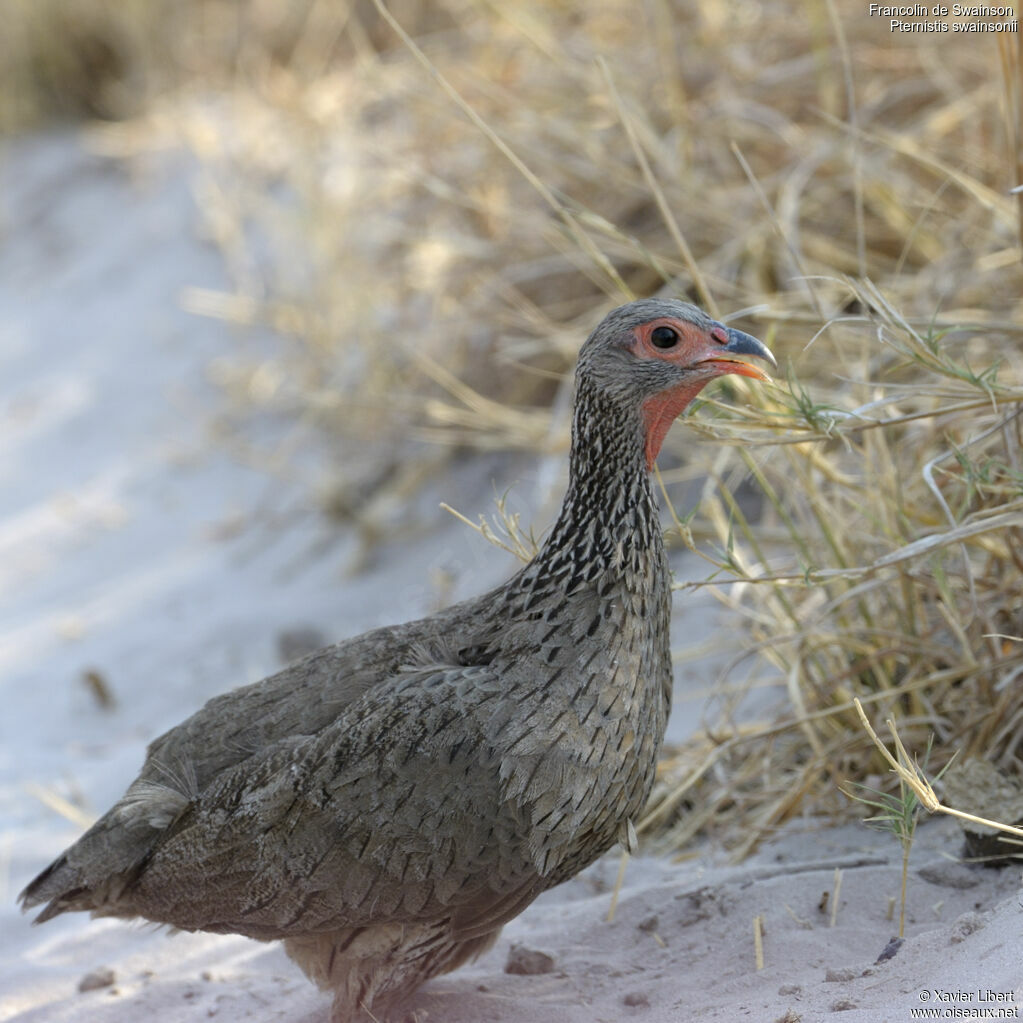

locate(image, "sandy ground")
[[2, 133, 1020, 1023]]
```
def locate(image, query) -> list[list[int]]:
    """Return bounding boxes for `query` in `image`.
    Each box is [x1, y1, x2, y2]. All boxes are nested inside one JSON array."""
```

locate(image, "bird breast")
[[485, 567, 671, 881]]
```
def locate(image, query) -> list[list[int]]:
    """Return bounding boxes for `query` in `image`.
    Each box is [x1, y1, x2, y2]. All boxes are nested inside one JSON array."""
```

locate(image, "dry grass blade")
[[24, 784, 95, 830], [996, 32, 1023, 245], [440, 496, 539, 564], [598, 58, 715, 315], [369, 0, 631, 300], [853, 700, 1023, 840]]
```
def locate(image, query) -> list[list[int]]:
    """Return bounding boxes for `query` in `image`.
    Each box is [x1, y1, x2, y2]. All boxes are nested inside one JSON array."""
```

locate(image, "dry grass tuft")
[[644, 277, 1023, 856], [8, 1, 1023, 852]]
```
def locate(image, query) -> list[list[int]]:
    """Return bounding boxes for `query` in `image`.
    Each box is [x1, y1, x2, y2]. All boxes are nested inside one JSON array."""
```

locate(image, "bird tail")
[[19, 852, 92, 922], [20, 779, 190, 923]]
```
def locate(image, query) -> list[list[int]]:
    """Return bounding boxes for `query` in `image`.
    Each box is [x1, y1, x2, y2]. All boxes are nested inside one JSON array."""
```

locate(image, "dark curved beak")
[[699, 324, 776, 381]]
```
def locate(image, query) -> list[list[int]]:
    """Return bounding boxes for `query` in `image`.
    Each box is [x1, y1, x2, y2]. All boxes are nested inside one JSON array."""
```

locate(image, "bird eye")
[[650, 325, 679, 349]]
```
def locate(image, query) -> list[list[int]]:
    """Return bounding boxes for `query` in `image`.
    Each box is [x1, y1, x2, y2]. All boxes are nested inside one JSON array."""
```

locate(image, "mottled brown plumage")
[[20, 299, 773, 1021]]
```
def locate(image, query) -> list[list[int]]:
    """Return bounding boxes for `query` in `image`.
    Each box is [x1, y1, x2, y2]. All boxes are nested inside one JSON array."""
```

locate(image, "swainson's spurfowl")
[[21, 299, 774, 1021]]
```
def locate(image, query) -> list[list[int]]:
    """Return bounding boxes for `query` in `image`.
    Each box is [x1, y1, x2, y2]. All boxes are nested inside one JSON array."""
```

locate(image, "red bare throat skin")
[[641, 380, 710, 469], [640, 359, 766, 468]]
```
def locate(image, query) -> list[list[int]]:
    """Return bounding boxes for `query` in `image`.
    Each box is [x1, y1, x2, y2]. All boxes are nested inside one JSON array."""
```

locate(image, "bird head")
[[577, 299, 776, 468]]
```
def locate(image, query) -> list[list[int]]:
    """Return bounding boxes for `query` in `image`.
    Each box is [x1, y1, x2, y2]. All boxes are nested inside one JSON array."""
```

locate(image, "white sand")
[[2, 133, 1020, 1023]]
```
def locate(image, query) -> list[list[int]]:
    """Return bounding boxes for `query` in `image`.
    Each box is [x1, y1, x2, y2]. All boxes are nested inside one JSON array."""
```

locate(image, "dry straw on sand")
[[6, 0, 1023, 853]]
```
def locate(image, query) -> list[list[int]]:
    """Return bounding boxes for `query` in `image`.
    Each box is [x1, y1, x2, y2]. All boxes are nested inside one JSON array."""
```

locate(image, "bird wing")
[[109, 663, 549, 938], [23, 649, 576, 942], [139, 619, 447, 798], [20, 601, 505, 924]]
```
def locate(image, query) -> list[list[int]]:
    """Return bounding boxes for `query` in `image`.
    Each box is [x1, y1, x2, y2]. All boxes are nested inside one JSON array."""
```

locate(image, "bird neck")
[[530, 375, 664, 588]]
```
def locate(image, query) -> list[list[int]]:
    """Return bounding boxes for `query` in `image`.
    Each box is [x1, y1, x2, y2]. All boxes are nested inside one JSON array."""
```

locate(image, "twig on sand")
[[606, 850, 630, 923], [829, 868, 842, 929]]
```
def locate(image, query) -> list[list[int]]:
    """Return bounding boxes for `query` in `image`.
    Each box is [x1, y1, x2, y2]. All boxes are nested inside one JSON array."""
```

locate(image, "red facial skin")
[[629, 317, 771, 469]]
